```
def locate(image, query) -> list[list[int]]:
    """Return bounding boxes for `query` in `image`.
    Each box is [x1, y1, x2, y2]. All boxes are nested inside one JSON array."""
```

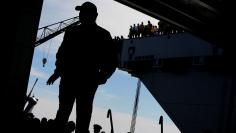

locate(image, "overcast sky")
[[27, 0, 181, 133]]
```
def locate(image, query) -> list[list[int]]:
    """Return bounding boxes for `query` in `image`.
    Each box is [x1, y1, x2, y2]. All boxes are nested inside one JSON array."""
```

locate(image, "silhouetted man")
[[46, 2, 117, 133]]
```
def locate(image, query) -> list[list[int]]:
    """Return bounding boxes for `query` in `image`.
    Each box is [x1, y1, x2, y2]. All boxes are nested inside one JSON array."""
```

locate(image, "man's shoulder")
[[96, 25, 111, 36], [65, 25, 80, 33]]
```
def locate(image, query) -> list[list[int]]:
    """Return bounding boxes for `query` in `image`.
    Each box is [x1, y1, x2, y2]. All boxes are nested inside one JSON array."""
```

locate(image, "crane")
[[35, 16, 80, 47], [34, 16, 80, 67]]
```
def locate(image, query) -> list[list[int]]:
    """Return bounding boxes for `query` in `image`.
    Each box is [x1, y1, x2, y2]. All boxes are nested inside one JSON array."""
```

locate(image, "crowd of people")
[[19, 112, 108, 133], [128, 20, 184, 39], [18, 112, 75, 133]]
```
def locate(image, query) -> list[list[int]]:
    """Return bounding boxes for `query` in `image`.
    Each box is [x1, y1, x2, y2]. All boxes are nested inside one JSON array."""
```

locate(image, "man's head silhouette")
[[75, 1, 98, 24]]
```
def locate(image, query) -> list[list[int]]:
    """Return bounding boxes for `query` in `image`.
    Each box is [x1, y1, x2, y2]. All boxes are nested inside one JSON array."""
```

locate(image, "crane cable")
[[130, 79, 141, 133], [42, 38, 53, 67]]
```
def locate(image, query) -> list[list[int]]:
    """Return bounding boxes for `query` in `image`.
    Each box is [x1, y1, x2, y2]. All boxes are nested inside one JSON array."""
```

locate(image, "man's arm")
[[47, 29, 70, 85], [98, 32, 118, 84], [46, 43, 64, 85]]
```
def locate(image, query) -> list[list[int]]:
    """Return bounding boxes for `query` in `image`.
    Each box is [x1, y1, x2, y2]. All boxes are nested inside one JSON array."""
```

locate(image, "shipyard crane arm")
[[35, 16, 80, 47]]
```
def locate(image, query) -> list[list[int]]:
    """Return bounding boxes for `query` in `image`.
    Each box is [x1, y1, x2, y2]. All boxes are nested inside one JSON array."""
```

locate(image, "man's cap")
[[93, 124, 102, 130], [75, 1, 97, 13]]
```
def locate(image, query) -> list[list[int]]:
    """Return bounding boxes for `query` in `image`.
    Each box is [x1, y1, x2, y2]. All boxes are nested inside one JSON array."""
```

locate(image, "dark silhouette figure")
[[93, 124, 102, 133], [40, 117, 48, 133], [46, 2, 117, 133], [66, 121, 76, 133]]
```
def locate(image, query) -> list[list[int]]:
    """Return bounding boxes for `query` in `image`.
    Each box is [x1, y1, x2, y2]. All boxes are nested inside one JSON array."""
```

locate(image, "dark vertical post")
[[4, 0, 43, 131], [107, 109, 114, 133], [159, 116, 163, 133]]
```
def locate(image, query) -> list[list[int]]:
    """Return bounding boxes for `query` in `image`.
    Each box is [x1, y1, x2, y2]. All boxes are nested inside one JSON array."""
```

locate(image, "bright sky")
[[27, 0, 181, 133]]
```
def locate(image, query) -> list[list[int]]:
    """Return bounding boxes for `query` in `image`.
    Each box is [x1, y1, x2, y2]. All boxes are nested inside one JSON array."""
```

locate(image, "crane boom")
[[35, 16, 80, 47]]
